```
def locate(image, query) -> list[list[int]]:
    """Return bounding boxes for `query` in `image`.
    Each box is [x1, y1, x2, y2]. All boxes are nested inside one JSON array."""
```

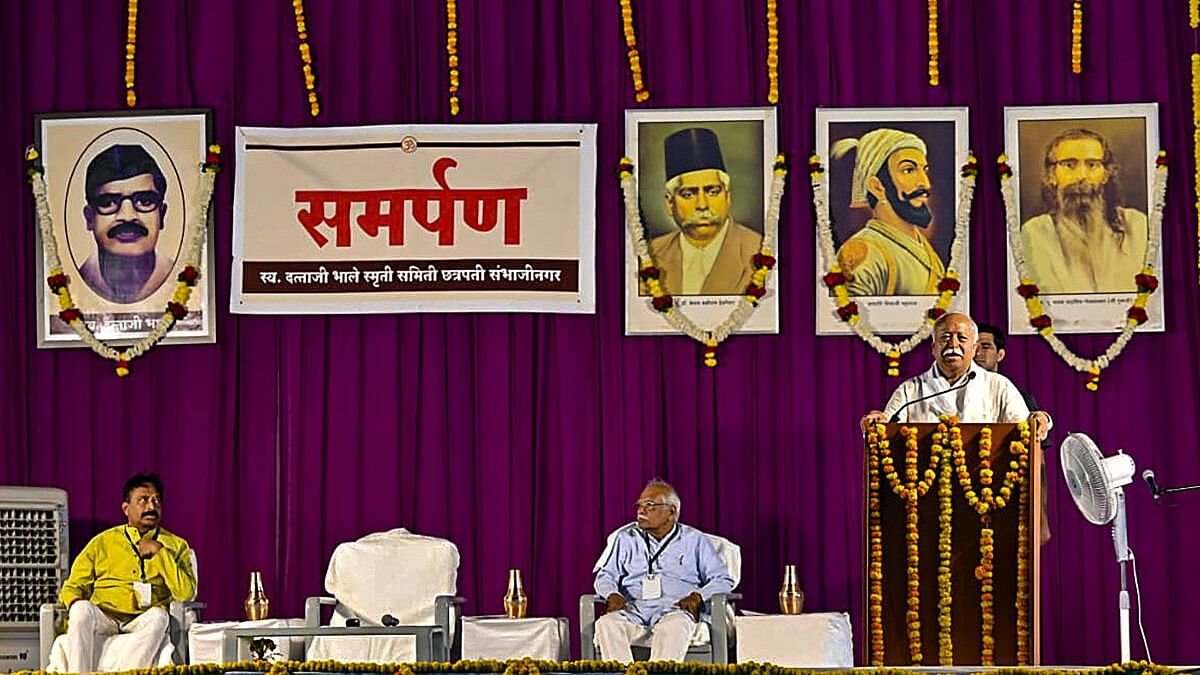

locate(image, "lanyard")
[[123, 527, 159, 582], [640, 525, 679, 573]]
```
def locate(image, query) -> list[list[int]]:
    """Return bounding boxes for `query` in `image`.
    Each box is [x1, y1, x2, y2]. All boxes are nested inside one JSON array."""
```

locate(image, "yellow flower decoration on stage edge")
[[124, 0, 138, 107], [1071, 0, 1084, 74], [620, 0, 649, 102], [927, 0, 940, 86], [765, 0, 779, 103]]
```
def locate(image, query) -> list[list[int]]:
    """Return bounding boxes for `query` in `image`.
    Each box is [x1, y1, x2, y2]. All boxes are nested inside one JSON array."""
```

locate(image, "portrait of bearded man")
[[1020, 127, 1148, 293], [831, 128, 946, 296]]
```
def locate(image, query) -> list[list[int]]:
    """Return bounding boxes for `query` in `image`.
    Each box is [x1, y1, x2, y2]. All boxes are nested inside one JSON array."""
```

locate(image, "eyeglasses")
[[87, 190, 164, 215], [634, 501, 671, 511]]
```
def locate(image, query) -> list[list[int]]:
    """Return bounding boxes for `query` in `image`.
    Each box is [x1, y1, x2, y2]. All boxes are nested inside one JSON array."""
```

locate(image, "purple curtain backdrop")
[[2, 0, 1198, 665]]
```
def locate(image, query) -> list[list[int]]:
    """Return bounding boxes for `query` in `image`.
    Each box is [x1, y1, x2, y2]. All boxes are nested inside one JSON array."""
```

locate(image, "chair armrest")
[[304, 596, 337, 627], [435, 595, 467, 661], [39, 603, 63, 670], [578, 594, 603, 660], [169, 600, 205, 664], [707, 592, 740, 665]]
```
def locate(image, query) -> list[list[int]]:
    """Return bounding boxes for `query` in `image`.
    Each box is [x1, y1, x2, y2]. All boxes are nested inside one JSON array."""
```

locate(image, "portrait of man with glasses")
[[78, 143, 175, 304]]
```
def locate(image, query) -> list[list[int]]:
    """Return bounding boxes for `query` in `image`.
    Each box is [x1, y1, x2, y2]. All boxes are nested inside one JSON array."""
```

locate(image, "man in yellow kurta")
[[58, 472, 196, 673], [832, 128, 946, 296]]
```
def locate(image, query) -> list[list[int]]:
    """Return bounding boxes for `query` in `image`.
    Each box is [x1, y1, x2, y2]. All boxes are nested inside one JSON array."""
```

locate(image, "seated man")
[[593, 479, 734, 662], [860, 312, 1052, 436], [56, 472, 196, 673]]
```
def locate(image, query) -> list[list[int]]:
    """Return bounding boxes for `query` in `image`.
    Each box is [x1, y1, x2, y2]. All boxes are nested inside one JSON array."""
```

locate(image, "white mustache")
[[941, 347, 964, 358]]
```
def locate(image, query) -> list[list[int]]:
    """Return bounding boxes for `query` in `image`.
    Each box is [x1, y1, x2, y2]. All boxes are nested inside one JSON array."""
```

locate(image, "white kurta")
[[882, 362, 1030, 423]]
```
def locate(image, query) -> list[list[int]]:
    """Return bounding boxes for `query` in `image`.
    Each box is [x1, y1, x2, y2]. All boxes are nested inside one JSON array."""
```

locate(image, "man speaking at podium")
[[859, 312, 1051, 436]]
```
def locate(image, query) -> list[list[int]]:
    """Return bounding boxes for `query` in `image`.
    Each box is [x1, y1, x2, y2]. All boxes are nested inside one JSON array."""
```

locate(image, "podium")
[[863, 420, 1041, 666]]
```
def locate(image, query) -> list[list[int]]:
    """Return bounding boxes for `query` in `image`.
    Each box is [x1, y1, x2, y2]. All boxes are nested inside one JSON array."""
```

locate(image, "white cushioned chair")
[[579, 525, 741, 664], [303, 528, 464, 663], [39, 550, 203, 670]]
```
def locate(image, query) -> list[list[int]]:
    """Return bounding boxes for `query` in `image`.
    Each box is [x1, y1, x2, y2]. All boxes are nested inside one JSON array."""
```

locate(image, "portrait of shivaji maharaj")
[[832, 128, 945, 296], [643, 128, 763, 296]]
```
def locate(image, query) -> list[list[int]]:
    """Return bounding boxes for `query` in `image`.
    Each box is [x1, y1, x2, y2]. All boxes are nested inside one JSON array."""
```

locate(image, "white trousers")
[[595, 609, 696, 662], [63, 601, 169, 673]]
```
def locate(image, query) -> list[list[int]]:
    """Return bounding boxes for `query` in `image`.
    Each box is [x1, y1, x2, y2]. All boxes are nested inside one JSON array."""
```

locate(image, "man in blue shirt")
[[593, 480, 734, 661]]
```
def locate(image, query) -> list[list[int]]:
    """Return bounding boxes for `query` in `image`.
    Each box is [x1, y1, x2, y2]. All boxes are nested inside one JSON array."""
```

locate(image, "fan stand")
[[1112, 490, 1132, 663]]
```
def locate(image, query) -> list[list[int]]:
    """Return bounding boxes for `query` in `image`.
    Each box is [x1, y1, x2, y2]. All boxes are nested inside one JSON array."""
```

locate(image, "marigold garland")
[[999, 153, 1165, 389], [621, 156, 786, 364], [1071, 0, 1084, 74], [620, 0, 649, 102], [1016, 444, 1033, 664], [292, 0, 320, 117], [877, 423, 944, 664], [26, 145, 220, 376], [124, 0, 138, 107], [867, 427, 885, 665], [934, 424, 954, 665], [814, 155, 975, 375], [1191, 0, 1199, 27], [446, 0, 461, 115], [765, 0, 779, 104], [1193, 54, 1200, 284], [927, 0, 940, 86], [7, 658, 1179, 675]]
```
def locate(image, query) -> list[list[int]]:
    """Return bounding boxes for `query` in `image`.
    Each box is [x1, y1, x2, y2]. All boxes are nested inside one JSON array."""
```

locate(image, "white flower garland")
[[31, 161, 215, 365], [621, 163, 785, 345], [812, 162, 975, 355], [999, 161, 1165, 373]]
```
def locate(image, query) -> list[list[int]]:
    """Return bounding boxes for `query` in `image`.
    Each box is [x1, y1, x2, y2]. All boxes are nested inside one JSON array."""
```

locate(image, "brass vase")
[[778, 564, 804, 614], [502, 568, 528, 618], [244, 570, 270, 621]]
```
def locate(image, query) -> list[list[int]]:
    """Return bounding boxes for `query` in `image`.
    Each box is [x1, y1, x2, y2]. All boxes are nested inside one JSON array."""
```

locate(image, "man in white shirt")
[[859, 312, 1051, 436], [645, 128, 762, 296]]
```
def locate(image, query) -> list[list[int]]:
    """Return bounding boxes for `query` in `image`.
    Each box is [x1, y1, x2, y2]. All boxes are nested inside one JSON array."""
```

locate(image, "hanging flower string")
[[124, 0, 138, 107], [446, 0, 460, 115], [813, 154, 975, 375], [1191, 0, 1199, 27], [866, 427, 885, 666], [1193, 53, 1200, 284], [1071, 0, 1084, 74], [1016, 443, 1033, 664], [951, 419, 1030, 665], [620, 0, 649, 102], [878, 423, 943, 664], [934, 424, 954, 665], [292, 0, 320, 117], [766, 0, 780, 104], [999, 153, 1165, 390], [26, 145, 220, 376], [927, 0, 940, 86], [621, 156, 785, 366]]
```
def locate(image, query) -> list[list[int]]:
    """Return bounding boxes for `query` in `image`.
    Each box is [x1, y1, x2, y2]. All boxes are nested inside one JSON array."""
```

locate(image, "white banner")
[[231, 124, 596, 314]]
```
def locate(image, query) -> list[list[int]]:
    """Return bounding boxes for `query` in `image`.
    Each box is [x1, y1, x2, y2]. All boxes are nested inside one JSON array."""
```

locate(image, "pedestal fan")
[[1060, 432, 1136, 663]]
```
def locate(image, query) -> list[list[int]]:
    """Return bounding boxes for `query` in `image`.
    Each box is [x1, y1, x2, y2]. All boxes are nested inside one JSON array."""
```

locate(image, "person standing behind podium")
[[859, 312, 1051, 436]]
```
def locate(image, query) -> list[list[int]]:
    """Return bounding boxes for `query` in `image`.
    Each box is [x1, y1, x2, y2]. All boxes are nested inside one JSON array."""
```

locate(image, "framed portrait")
[[34, 109, 216, 349], [1004, 103, 1163, 334], [623, 107, 779, 336], [814, 107, 970, 335]]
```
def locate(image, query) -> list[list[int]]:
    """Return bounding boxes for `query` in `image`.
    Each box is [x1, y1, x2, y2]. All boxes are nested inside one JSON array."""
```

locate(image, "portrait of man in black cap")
[[647, 127, 763, 296], [79, 144, 176, 304]]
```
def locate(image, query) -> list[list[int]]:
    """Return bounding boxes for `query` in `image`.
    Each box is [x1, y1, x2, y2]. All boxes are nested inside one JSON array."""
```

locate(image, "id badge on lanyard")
[[640, 526, 678, 600]]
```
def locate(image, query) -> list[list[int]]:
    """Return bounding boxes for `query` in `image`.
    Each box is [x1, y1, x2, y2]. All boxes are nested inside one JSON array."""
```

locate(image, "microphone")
[[888, 371, 977, 423], [1142, 469, 1163, 500]]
